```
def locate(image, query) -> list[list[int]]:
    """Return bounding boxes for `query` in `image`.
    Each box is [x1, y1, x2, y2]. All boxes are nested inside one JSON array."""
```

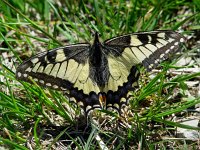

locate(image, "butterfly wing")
[[17, 44, 88, 89], [104, 30, 185, 71], [16, 44, 104, 111], [102, 30, 185, 110], [16, 31, 185, 114]]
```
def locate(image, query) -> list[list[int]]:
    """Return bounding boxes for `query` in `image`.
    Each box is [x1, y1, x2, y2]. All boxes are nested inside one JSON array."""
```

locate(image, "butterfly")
[[16, 30, 185, 115]]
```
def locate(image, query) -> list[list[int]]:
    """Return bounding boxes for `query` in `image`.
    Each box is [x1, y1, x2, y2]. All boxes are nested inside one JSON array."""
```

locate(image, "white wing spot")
[[180, 38, 184, 42], [53, 85, 58, 89], [60, 87, 67, 90], [165, 49, 170, 54], [170, 45, 175, 49], [31, 58, 39, 64], [46, 83, 51, 86], [17, 72, 22, 77], [39, 80, 44, 84], [147, 35, 152, 42], [23, 74, 28, 78], [174, 42, 179, 46], [34, 78, 38, 82]]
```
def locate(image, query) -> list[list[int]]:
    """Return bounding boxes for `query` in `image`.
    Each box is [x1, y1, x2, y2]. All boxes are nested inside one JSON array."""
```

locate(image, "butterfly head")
[[93, 32, 101, 45]]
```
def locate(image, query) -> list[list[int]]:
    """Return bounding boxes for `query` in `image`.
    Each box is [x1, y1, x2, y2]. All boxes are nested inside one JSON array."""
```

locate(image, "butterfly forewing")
[[104, 30, 185, 71], [16, 44, 92, 90]]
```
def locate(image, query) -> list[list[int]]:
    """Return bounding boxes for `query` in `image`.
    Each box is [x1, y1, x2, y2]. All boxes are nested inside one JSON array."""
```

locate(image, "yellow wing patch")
[[55, 49, 66, 62], [104, 54, 133, 93]]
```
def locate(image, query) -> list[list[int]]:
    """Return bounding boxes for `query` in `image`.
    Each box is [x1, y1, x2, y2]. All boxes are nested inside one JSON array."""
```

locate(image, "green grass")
[[0, 0, 200, 149]]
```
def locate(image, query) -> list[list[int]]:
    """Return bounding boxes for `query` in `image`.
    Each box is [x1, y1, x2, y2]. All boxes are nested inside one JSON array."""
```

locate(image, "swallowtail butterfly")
[[16, 30, 185, 114]]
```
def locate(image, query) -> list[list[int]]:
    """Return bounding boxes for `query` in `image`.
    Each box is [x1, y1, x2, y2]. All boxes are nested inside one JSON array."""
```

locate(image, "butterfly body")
[[16, 30, 185, 114], [89, 33, 109, 87]]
